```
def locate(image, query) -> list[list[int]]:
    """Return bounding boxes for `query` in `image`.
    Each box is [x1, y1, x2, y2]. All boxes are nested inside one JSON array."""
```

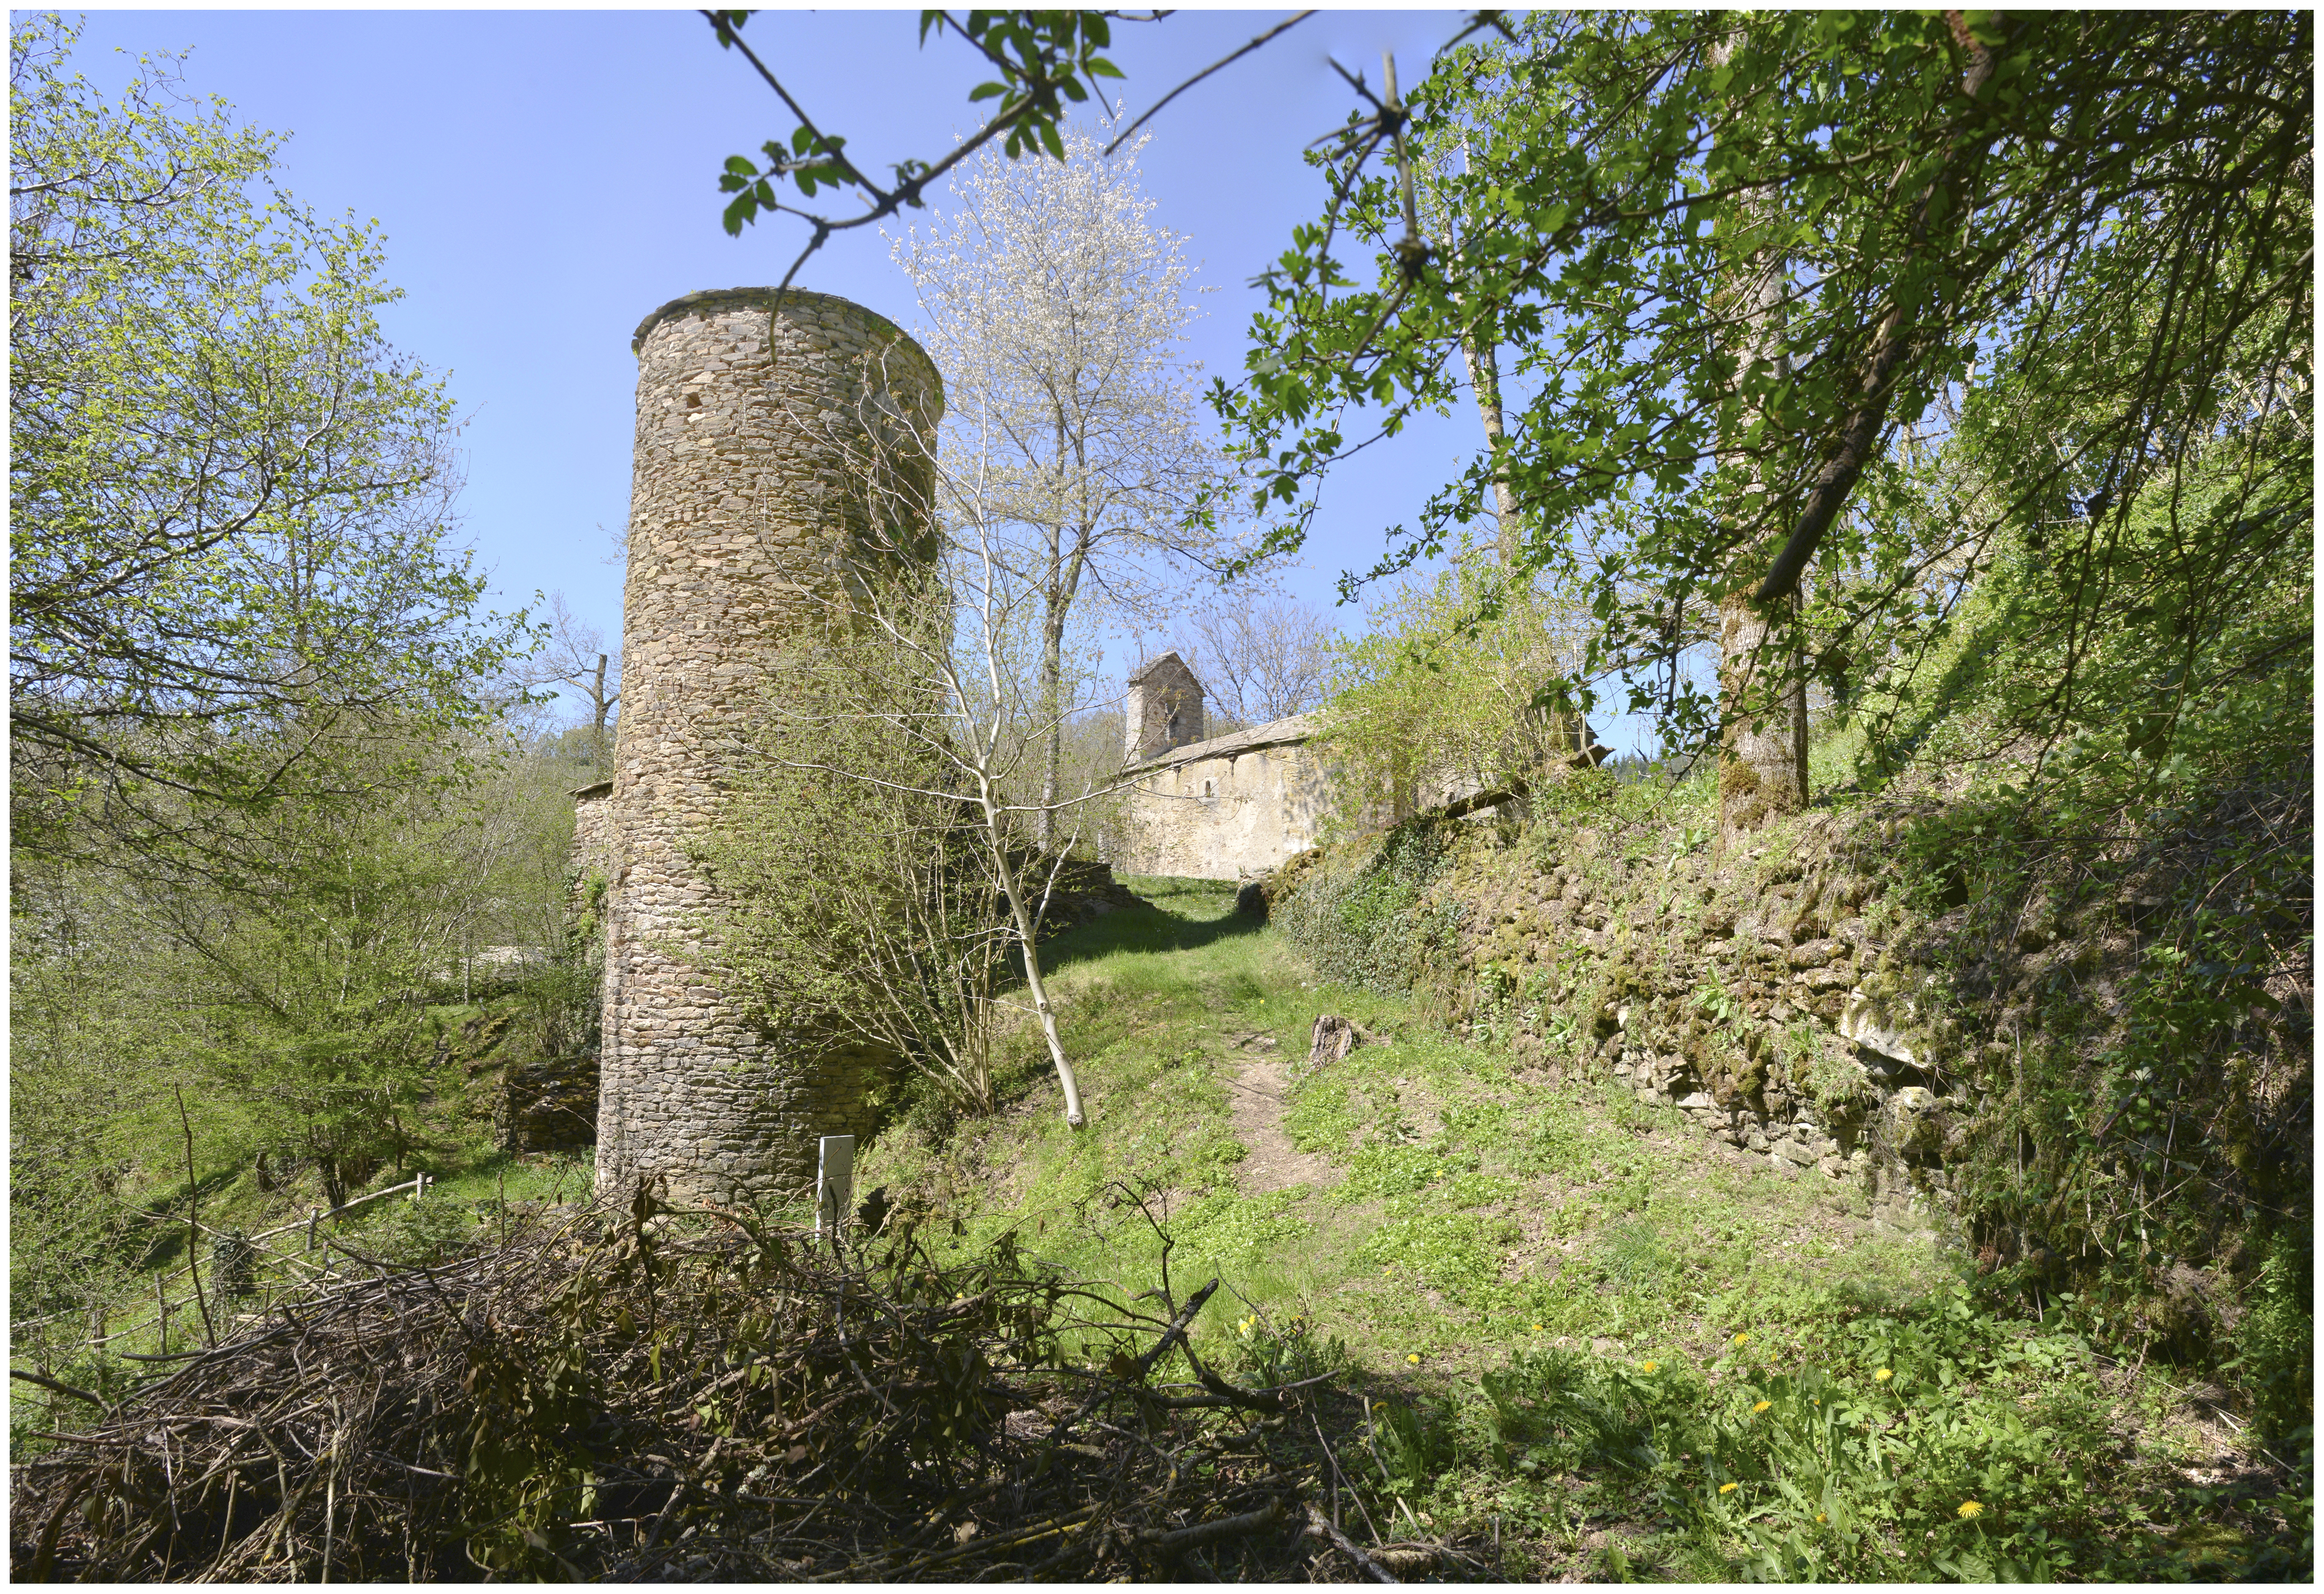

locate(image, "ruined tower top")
[[1125, 650, 1204, 762]]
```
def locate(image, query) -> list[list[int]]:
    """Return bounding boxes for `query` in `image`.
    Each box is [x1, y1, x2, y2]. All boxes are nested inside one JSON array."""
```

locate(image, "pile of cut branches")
[[11, 1182, 1485, 1581]]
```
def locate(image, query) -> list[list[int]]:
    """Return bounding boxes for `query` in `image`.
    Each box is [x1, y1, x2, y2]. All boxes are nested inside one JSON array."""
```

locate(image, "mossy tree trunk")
[[1718, 590, 1809, 843], [1711, 25, 1808, 849]]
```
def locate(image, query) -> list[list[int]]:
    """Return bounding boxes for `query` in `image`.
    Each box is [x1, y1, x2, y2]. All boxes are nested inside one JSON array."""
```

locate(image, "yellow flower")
[[1640, 1359, 1660, 1373], [1732, 1332, 1749, 1346], [1530, 1323, 1545, 1334], [1874, 1367, 1893, 1382], [1752, 1400, 1772, 1414], [1238, 1315, 1256, 1338], [1958, 1501, 1983, 1519], [1718, 1482, 1738, 1495], [1407, 1353, 1422, 1365], [1816, 1513, 1827, 1524]]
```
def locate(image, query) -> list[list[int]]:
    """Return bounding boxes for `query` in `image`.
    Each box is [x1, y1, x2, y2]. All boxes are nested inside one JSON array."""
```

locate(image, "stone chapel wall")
[[1116, 716, 1329, 880], [594, 288, 941, 1207]]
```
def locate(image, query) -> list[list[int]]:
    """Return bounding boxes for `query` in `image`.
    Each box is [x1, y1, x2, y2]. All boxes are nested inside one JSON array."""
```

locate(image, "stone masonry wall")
[[571, 780, 613, 921], [1438, 810, 1963, 1230], [595, 288, 942, 1207], [1118, 716, 1329, 881]]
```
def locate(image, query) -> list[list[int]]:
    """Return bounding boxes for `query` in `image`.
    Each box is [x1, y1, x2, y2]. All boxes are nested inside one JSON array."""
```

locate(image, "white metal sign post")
[[815, 1135, 856, 1245]]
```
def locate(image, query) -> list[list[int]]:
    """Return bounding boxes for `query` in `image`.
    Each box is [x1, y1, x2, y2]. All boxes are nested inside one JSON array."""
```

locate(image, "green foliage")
[[10, 728, 590, 1382], [1214, 10, 2308, 758], [1851, 414, 2311, 796], [1319, 560, 1591, 820], [9, 15, 561, 1358], [10, 15, 531, 859], [839, 868, 2304, 1577], [1368, 1390, 1458, 1499], [708, 8, 1133, 271], [1272, 821, 1460, 996], [1448, 1288, 2263, 1580], [1873, 758, 2310, 1373], [2232, 1230, 2314, 1448], [698, 618, 1011, 1114]]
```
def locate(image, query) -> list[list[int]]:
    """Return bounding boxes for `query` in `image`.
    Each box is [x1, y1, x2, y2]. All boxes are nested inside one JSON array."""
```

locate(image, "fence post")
[[155, 1274, 168, 1357], [306, 1206, 321, 1254]]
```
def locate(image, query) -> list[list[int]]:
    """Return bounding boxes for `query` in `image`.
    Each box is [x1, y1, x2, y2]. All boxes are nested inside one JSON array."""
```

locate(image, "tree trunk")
[[1711, 26, 1807, 845], [1035, 595, 1063, 849], [1459, 327, 1523, 569], [981, 780, 1083, 1127], [1718, 590, 1808, 843]]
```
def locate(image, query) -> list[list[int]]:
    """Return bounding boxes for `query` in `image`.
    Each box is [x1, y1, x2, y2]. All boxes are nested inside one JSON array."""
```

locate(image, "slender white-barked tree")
[[892, 125, 1238, 844]]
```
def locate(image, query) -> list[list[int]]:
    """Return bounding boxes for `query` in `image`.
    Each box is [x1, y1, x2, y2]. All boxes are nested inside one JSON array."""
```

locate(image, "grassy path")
[[868, 877, 1956, 1375], [859, 876, 2305, 1581]]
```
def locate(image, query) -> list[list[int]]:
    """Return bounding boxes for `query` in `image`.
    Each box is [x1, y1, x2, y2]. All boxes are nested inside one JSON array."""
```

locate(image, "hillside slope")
[[855, 874, 2308, 1580]]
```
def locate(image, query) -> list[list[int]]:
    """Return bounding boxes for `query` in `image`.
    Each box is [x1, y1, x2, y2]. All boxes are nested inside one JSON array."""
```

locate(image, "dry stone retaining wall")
[[1310, 807, 1971, 1231], [1451, 816, 1966, 1229], [594, 288, 941, 1207]]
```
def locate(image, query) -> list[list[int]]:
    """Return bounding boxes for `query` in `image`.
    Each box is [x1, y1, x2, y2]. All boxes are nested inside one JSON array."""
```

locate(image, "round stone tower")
[[595, 288, 942, 1207]]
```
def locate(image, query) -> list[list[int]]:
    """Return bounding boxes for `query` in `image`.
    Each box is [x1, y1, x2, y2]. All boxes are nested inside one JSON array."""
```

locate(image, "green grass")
[[868, 877, 1948, 1366], [21, 875, 2301, 1577], [852, 872, 2310, 1581]]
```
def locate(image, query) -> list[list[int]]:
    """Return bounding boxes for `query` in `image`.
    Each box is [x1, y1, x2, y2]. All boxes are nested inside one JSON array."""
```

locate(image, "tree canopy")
[[1207, 10, 2310, 762], [9, 14, 533, 868]]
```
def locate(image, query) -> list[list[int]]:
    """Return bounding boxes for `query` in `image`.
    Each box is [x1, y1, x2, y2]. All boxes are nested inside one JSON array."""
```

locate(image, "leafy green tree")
[[12, 725, 578, 1213], [9, 14, 532, 868], [697, 629, 1013, 1117], [1210, 10, 2309, 816], [1319, 559, 1593, 829]]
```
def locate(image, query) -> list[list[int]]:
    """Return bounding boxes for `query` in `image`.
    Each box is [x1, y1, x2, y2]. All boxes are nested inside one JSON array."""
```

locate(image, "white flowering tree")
[[892, 126, 1241, 844], [701, 350, 1148, 1132]]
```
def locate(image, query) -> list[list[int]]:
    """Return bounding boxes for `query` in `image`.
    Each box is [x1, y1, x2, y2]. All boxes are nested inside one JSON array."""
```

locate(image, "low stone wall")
[[1446, 817, 1964, 1230], [571, 780, 613, 921], [1270, 803, 1974, 1231], [1117, 716, 1329, 881], [498, 1056, 600, 1155]]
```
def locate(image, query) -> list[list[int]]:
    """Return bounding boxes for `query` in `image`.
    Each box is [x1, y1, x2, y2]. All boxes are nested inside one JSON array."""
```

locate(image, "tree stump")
[[1307, 1015, 1366, 1075]]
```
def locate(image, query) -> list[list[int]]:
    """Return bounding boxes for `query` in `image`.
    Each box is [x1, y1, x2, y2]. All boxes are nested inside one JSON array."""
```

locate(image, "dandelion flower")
[[1875, 1367, 1893, 1382], [1958, 1501, 1983, 1519], [1407, 1353, 1422, 1365], [1718, 1482, 1738, 1495], [1816, 1513, 1827, 1524], [1733, 1332, 1749, 1346], [1640, 1359, 1660, 1373], [1752, 1400, 1771, 1414], [1531, 1323, 1545, 1334]]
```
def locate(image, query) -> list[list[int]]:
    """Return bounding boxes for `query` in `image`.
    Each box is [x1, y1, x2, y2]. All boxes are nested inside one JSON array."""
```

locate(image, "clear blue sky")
[[57, 7, 1658, 754]]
